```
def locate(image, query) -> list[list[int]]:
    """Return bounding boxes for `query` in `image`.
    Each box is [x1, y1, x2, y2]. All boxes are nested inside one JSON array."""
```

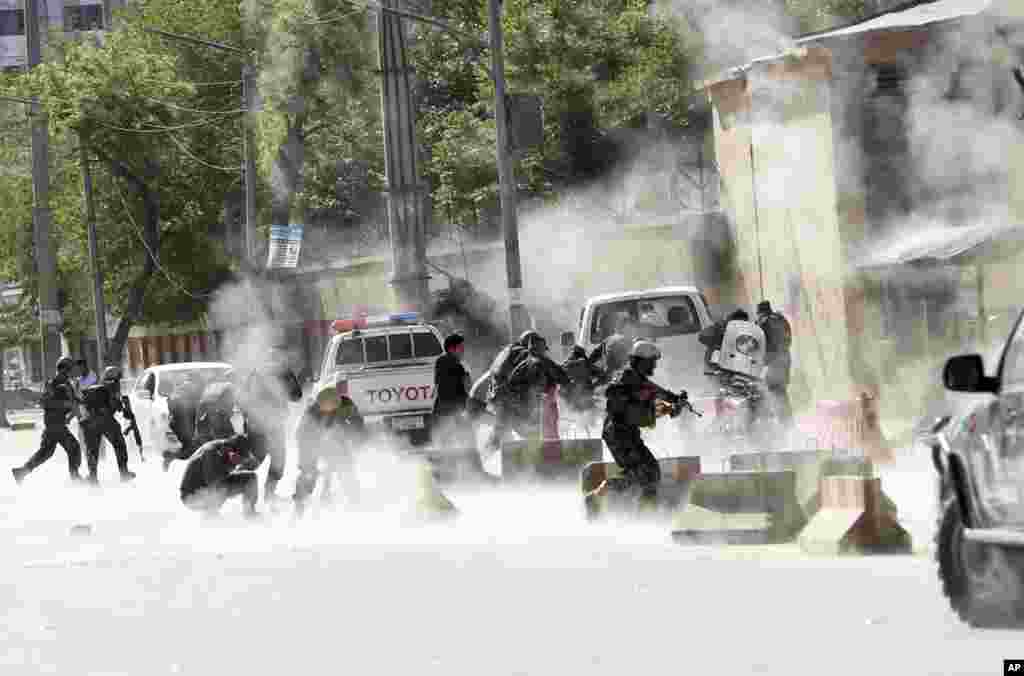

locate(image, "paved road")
[[1, 423, 1019, 676]]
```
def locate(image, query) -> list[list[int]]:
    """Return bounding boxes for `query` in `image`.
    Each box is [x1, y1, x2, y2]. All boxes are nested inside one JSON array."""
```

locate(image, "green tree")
[[0, 17, 240, 366], [243, 0, 382, 251], [413, 0, 700, 227]]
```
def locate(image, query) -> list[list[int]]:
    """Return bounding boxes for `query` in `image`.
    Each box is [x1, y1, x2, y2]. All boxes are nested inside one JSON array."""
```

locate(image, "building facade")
[[701, 0, 1024, 416]]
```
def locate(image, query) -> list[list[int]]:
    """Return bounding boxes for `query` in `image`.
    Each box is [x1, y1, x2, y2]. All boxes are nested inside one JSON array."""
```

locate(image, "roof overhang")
[[855, 224, 1024, 270]]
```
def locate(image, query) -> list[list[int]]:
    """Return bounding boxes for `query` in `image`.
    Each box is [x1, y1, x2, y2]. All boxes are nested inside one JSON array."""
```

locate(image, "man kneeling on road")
[[293, 381, 366, 516], [180, 433, 260, 518]]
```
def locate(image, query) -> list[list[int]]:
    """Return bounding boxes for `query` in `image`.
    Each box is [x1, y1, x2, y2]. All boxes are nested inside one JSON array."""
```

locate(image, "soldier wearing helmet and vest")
[[77, 366, 135, 484], [484, 330, 569, 452], [12, 356, 84, 484], [589, 340, 688, 516]]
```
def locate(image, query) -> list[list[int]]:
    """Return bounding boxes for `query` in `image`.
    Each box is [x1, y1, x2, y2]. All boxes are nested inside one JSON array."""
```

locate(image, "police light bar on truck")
[[331, 311, 421, 334]]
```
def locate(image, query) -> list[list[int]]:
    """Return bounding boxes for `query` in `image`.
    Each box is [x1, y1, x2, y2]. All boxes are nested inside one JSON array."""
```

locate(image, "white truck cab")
[[317, 312, 445, 440], [561, 285, 715, 397]]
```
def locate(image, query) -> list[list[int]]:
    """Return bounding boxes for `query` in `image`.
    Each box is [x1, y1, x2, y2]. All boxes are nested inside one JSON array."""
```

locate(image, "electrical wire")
[[95, 114, 242, 135], [168, 134, 242, 173], [113, 178, 213, 300], [134, 77, 243, 88], [298, 7, 369, 25], [141, 95, 246, 116]]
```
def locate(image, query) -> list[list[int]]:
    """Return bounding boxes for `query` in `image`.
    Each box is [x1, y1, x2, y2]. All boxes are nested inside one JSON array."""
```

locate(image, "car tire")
[[936, 500, 1024, 628]]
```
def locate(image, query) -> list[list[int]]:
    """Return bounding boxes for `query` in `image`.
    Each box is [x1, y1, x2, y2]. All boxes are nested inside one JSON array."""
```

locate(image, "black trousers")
[[23, 424, 81, 476], [82, 416, 130, 477], [181, 472, 258, 514], [248, 422, 287, 492], [602, 420, 661, 500]]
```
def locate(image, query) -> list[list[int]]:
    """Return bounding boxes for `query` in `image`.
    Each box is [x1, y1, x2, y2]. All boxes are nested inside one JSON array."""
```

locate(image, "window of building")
[[0, 10, 25, 37]]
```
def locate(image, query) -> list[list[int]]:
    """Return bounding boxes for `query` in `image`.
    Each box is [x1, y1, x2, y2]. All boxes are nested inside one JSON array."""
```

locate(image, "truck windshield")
[[589, 295, 700, 343]]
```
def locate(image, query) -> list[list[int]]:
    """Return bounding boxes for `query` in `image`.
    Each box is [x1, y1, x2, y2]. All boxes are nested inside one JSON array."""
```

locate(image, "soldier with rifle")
[[79, 366, 138, 484], [585, 341, 700, 517]]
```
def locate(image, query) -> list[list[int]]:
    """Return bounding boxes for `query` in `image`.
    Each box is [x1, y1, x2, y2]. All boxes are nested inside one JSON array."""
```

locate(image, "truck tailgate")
[[342, 364, 436, 417]]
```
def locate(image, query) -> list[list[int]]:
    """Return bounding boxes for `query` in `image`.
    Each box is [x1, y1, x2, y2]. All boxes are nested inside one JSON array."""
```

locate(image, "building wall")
[[708, 48, 859, 407]]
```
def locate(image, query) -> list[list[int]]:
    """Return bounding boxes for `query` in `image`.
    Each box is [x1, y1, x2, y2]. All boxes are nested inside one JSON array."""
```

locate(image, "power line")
[[95, 114, 241, 135], [140, 95, 246, 116], [113, 179, 213, 300], [168, 134, 241, 173]]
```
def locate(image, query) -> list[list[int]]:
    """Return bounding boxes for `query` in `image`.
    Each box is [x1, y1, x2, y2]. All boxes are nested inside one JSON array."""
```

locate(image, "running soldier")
[[587, 341, 688, 516], [11, 357, 83, 484]]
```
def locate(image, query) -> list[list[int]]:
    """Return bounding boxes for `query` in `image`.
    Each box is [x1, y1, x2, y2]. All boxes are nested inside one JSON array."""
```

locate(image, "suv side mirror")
[[943, 354, 998, 394], [560, 331, 575, 348]]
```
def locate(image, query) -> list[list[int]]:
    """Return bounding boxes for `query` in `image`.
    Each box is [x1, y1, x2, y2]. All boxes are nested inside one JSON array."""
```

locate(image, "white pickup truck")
[[560, 285, 716, 399], [317, 313, 445, 443]]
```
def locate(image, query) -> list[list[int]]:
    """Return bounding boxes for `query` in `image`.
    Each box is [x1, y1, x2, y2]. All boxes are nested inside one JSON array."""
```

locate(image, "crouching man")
[[293, 382, 366, 516], [179, 433, 260, 519]]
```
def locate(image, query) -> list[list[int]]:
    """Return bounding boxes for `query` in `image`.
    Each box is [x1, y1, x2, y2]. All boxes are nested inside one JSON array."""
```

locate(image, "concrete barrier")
[[414, 448, 496, 485], [728, 450, 873, 521], [671, 470, 805, 545], [581, 456, 701, 520], [501, 438, 604, 481], [412, 459, 459, 521], [797, 475, 912, 555]]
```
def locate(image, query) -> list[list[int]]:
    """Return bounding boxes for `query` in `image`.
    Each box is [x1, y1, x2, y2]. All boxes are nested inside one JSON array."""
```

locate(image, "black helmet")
[[101, 366, 122, 382], [518, 330, 547, 353], [518, 330, 541, 345], [629, 340, 660, 377], [56, 356, 74, 372]]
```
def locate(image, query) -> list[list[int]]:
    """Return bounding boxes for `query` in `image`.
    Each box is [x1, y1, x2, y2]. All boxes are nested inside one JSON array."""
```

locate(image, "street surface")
[[1, 412, 1020, 676]]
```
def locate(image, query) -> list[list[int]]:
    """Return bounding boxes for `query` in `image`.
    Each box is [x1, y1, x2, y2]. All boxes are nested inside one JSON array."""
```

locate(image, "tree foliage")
[[413, 0, 701, 228], [0, 6, 243, 362]]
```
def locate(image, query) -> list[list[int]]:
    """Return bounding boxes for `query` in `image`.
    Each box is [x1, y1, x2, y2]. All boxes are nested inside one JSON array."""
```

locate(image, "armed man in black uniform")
[[589, 340, 690, 516], [79, 366, 136, 484], [11, 356, 84, 484]]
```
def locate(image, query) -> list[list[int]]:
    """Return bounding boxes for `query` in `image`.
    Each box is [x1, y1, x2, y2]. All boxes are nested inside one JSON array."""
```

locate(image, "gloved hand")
[[655, 400, 675, 418]]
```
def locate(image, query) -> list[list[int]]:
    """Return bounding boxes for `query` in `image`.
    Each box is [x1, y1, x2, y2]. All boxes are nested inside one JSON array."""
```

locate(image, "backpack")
[[81, 384, 111, 416], [39, 378, 60, 410], [488, 345, 529, 400]]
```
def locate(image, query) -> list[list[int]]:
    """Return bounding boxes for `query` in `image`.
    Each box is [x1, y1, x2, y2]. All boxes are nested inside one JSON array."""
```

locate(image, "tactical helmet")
[[102, 366, 122, 382], [56, 356, 74, 371], [518, 330, 542, 346], [630, 341, 661, 361], [518, 330, 547, 354]]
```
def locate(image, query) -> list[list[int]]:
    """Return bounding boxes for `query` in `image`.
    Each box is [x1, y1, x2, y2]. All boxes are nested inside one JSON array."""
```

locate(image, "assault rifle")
[[655, 389, 702, 418], [120, 395, 144, 461]]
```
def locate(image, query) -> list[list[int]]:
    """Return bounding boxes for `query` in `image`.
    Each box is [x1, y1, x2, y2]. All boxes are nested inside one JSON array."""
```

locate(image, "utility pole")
[[80, 138, 108, 370], [101, 0, 121, 30], [143, 28, 257, 267], [487, 0, 528, 335], [25, 0, 63, 372], [242, 63, 258, 262], [377, 0, 430, 313]]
